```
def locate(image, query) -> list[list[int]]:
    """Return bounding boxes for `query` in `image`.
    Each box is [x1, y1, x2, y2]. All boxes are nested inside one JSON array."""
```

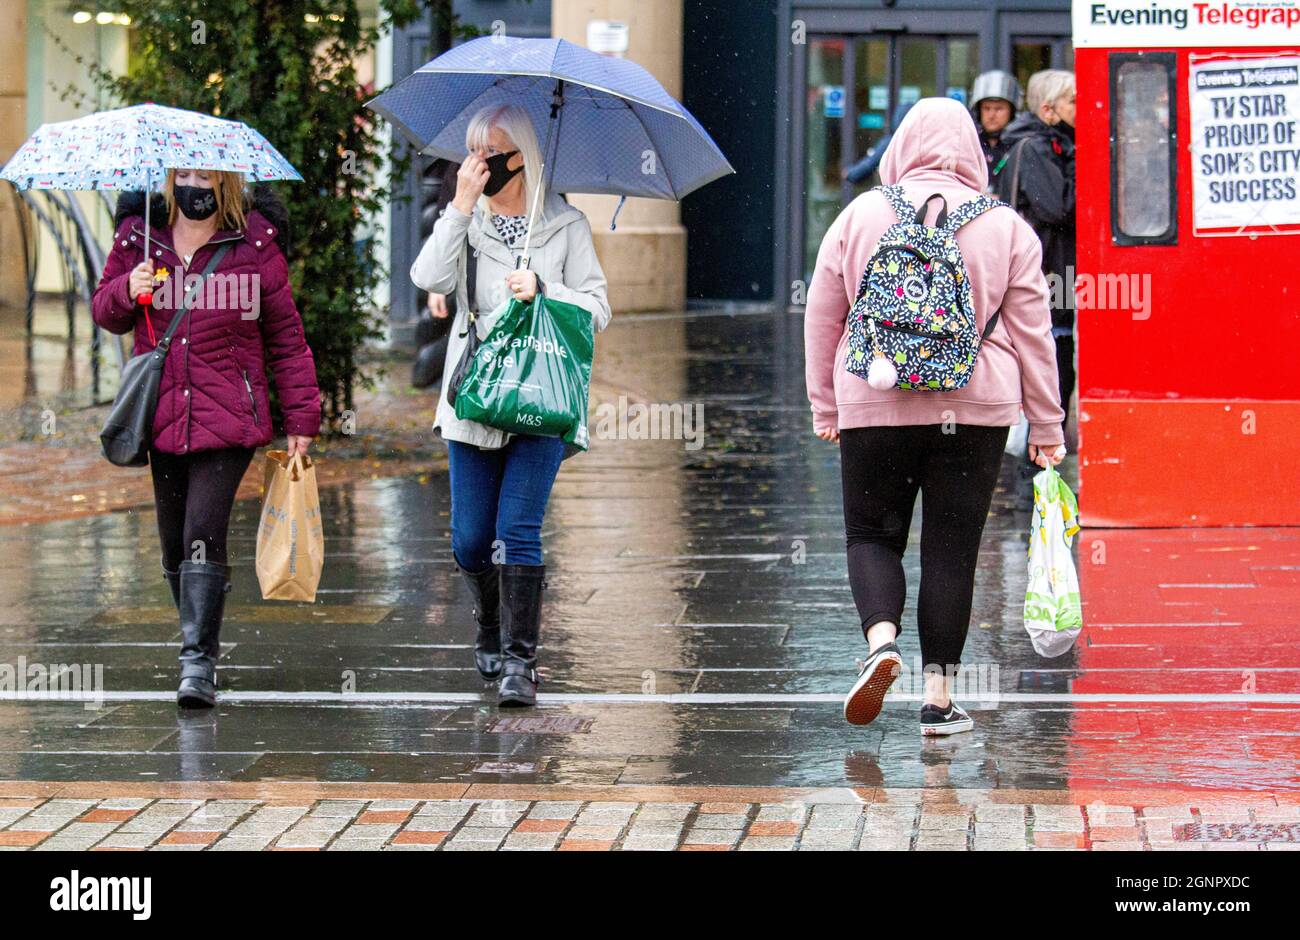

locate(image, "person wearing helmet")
[[969, 70, 1022, 180]]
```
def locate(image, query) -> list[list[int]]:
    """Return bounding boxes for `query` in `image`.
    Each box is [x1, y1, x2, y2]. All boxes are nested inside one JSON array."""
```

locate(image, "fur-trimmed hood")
[[113, 183, 290, 252]]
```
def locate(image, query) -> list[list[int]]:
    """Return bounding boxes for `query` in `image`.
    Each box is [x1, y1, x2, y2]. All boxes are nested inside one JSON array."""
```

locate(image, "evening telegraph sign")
[[1074, 1, 1300, 46]]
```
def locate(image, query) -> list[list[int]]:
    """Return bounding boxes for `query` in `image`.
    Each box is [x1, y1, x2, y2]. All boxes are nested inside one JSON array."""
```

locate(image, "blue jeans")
[[448, 435, 566, 570]]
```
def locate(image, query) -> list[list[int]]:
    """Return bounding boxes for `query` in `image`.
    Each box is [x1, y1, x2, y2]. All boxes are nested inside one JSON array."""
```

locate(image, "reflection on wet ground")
[[0, 308, 1296, 792], [0, 298, 124, 411]]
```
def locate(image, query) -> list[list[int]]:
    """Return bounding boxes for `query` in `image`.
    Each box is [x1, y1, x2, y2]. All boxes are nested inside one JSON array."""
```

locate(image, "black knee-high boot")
[[498, 564, 545, 707], [177, 561, 230, 709], [459, 565, 502, 680]]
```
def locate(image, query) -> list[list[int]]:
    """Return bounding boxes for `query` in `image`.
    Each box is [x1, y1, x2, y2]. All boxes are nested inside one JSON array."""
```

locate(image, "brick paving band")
[[1, 785, 1297, 852]]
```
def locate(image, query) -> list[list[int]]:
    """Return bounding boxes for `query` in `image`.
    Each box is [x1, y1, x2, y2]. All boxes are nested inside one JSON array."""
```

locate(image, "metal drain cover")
[[488, 715, 593, 734]]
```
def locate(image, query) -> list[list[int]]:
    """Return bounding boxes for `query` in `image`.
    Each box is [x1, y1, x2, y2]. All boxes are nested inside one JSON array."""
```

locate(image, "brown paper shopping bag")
[[255, 450, 325, 602]]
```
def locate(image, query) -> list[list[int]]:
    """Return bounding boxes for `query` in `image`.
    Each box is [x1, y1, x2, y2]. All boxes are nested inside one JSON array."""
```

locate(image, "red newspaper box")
[[1074, 0, 1300, 526]]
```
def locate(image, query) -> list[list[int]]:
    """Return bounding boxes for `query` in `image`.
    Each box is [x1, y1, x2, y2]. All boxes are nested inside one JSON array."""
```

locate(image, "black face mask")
[[482, 150, 523, 197], [174, 184, 217, 221]]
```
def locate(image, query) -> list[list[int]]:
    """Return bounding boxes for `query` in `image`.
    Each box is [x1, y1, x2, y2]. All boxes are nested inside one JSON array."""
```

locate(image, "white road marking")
[[1, 691, 1298, 705]]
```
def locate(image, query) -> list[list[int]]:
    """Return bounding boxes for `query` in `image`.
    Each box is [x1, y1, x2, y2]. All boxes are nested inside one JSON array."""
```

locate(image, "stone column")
[[0, 1, 27, 309], [550, 0, 686, 313]]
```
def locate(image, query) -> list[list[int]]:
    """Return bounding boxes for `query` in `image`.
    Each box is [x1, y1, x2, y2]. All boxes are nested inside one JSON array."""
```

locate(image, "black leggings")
[[839, 424, 1007, 673], [150, 447, 255, 569]]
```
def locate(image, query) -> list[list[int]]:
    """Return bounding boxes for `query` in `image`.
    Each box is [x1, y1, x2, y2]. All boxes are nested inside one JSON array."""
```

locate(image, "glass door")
[[1011, 35, 1075, 98], [800, 33, 980, 282], [803, 38, 846, 281], [849, 37, 890, 199]]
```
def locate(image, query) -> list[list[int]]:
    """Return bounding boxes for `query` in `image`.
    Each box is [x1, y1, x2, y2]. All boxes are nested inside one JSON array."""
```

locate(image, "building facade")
[[389, 0, 1071, 324], [771, 0, 1072, 308], [3, 1, 1075, 354]]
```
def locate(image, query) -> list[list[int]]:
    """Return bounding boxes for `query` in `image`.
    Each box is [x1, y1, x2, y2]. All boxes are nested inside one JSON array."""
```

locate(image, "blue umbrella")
[[366, 36, 733, 256], [2, 103, 302, 297]]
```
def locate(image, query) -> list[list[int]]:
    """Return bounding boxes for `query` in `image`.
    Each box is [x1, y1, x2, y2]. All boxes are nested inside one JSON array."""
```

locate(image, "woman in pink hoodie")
[[804, 97, 1065, 736]]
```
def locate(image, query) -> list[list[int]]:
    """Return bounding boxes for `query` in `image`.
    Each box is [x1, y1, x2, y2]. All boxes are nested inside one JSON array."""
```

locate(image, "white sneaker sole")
[[843, 651, 902, 726], [920, 715, 974, 736]]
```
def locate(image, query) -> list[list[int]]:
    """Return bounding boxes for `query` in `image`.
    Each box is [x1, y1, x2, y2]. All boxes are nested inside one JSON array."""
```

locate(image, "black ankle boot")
[[162, 563, 181, 609], [177, 561, 230, 709], [459, 565, 502, 680], [498, 564, 545, 707]]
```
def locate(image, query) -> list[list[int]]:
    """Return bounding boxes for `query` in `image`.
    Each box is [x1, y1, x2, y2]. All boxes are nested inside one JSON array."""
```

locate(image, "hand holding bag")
[[98, 244, 233, 467], [255, 450, 325, 602], [452, 288, 594, 451]]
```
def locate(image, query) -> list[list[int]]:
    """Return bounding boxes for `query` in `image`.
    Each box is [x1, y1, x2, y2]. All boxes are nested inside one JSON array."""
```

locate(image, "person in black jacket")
[[993, 70, 1076, 426]]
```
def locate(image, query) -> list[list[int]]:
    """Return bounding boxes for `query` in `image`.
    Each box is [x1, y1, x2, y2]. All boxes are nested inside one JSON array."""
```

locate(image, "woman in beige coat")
[[411, 103, 610, 708]]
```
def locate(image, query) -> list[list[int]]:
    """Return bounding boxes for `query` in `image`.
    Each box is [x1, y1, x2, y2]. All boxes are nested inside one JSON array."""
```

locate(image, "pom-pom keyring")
[[864, 318, 897, 390], [867, 355, 897, 390]]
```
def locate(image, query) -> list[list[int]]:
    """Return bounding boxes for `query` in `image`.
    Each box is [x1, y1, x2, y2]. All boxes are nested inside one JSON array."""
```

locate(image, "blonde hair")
[[1026, 70, 1076, 119], [164, 169, 248, 230], [465, 104, 544, 221]]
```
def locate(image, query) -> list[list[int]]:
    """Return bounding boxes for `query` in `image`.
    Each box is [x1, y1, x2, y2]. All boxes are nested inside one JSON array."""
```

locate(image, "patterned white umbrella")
[[1, 103, 302, 303], [1, 102, 302, 191]]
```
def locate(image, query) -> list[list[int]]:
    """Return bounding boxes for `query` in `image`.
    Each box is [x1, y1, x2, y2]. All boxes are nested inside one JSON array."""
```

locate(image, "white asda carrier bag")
[[1023, 464, 1082, 657], [1005, 411, 1029, 457]]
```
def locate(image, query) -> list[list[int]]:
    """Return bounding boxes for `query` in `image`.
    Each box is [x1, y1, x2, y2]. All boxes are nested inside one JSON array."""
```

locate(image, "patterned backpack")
[[845, 185, 1004, 392]]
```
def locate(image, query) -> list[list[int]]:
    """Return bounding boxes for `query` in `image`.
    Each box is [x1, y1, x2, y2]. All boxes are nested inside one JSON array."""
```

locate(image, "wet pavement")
[[0, 298, 123, 412], [0, 308, 1297, 833]]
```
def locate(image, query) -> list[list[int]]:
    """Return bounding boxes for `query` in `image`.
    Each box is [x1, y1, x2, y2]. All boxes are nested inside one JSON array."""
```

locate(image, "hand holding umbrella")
[[127, 260, 156, 308]]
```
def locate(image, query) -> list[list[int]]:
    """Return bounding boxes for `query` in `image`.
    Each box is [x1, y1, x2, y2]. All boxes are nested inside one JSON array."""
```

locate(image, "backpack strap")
[[1005, 138, 1031, 210], [877, 184, 916, 224], [464, 231, 478, 315], [939, 194, 1004, 236], [981, 309, 1002, 341], [913, 193, 948, 228]]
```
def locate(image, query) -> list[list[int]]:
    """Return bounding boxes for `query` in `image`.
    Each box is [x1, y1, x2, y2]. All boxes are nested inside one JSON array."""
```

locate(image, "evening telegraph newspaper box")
[[1074, 1, 1300, 526]]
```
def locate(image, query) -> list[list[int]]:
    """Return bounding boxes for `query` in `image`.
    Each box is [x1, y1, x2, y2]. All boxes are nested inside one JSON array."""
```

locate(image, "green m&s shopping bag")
[[453, 291, 594, 451], [1023, 463, 1082, 657]]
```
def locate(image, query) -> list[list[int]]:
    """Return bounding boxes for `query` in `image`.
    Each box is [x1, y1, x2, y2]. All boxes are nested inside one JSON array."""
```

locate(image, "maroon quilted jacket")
[[92, 191, 321, 455]]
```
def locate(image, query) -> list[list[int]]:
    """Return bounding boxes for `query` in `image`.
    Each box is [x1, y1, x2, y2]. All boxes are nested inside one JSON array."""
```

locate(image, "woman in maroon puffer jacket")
[[93, 168, 321, 708]]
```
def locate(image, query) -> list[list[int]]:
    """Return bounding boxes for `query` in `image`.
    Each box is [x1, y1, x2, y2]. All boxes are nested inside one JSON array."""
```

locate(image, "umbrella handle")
[[518, 159, 546, 269], [141, 165, 153, 305]]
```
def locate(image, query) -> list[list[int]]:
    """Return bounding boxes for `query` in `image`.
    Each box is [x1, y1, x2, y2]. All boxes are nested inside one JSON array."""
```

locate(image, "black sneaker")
[[919, 701, 973, 736], [843, 642, 903, 726]]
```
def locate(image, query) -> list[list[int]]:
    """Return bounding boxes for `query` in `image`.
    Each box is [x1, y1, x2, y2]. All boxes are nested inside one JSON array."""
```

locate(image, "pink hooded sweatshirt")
[[804, 97, 1065, 447]]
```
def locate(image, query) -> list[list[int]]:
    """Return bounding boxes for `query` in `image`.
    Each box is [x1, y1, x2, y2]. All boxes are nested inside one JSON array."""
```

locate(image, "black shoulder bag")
[[445, 232, 480, 407], [99, 243, 233, 467]]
